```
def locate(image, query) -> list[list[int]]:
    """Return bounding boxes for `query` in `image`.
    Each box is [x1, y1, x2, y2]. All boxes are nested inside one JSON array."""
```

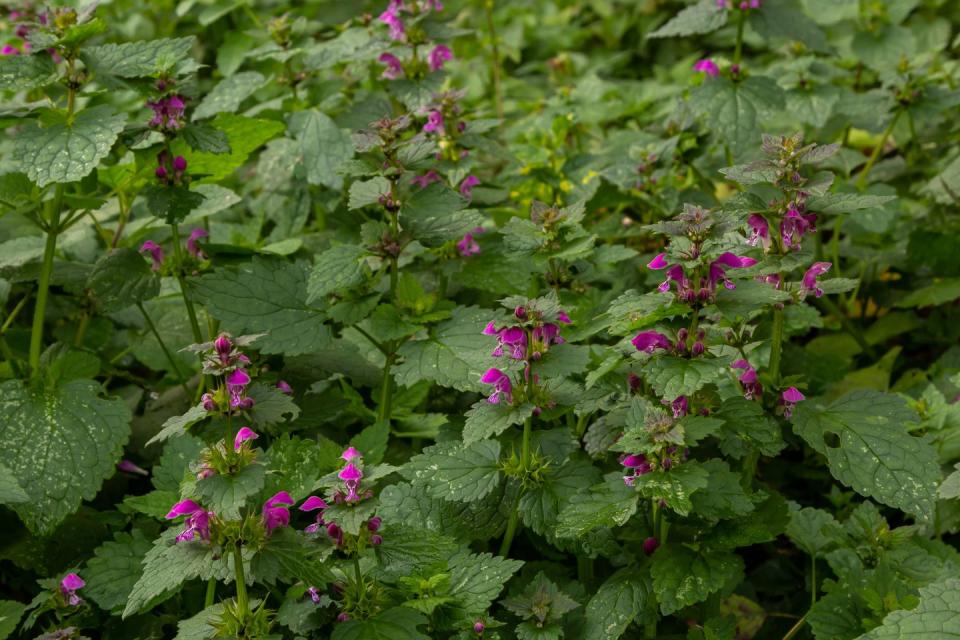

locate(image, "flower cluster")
[[717, 0, 760, 9], [632, 328, 706, 357], [138, 227, 207, 272], [620, 444, 690, 487], [263, 491, 294, 533], [59, 574, 85, 607], [155, 150, 188, 187], [648, 251, 757, 303], [377, 0, 452, 79], [147, 93, 186, 131], [195, 334, 256, 413], [299, 448, 382, 549]]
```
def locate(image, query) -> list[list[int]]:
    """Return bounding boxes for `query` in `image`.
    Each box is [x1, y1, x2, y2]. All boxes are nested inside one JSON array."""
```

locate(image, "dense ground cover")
[[1, 0, 960, 638]]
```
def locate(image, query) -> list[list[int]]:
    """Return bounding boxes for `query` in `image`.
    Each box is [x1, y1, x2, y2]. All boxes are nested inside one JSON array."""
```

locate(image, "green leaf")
[[749, 0, 828, 51], [786, 507, 842, 558], [521, 458, 602, 536], [193, 71, 265, 120], [147, 404, 208, 446], [648, 0, 728, 38], [248, 382, 301, 425], [193, 257, 330, 356], [709, 492, 790, 548], [714, 396, 786, 458], [394, 306, 500, 392], [87, 248, 160, 311], [292, 109, 353, 189], [82, 529, 153, 613], [792, 391, 939, 520], [194, 463, 266, 517], [407, 208, 485, 248], [170, 113, 284, 182], [462, 400, 535, 445], [502, 572, 580, 632], [644, 356, 729, 400], [143, 184, 207, 224], [123, 532, 227, 618], [584, 569, 653, 640], [448, 549, 524, 614], [350, 421, 390, 466], [0, 378, 130, 534], [634, 463, 710, 517], [652, 544, 744, 615], [251, 527, 333, 588], [855, 577, 960, 639], [375, 524, 458, 578], [331, 607, 430, 640], [174, 603, 222, 640], [306, 244, 369, 303], [404, 440, 502, 503], [0, 54, 59, 90], [377, 482, 509, 542], [80, 37, 196, 77], [689, 460, 755, 520], [715, 279, 791, 318], [894, 278, 960, 309], [180, 124, 231, 155], [0, 463, 28, 505], [264, 435, 338, 501], [689, 76, 785, 154], [556, 479, 639, 538], [0, 600, 25, 640], [13, 105, 127, 187], [349, 177, 391, 210], [122, 490, 179, 519], [807, 193, 897, 215], [941, 464, 960, 500]]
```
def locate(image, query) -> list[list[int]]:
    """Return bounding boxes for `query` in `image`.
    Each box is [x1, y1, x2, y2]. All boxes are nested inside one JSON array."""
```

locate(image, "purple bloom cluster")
[[717, 0, 761, 8], [731, 359, 763, 400], [147, 94, 186, 131], [60, 574, 85, 607], [155, 150, 188, 187], [166, 499, 214, 542], [648, 252, 757, 303], [263, 491, 294, 533], [631, 328, 706, 357]]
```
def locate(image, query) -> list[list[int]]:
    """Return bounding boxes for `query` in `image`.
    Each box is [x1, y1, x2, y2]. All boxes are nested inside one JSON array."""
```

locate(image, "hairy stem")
[[483, 0, 504, 119], [29, 185, 64, 375], [768, 306, 785, 384], [204, 578, 216, 608], [781, 615, 807, 640], [169, 223, 204, 344], [733, 9, 746, 65], [377, 352, 396, 424], [857, 110, 901, 189], [499, 416, 533, 557], [810, 557, 817, 607], [233, 542, 248, 618]]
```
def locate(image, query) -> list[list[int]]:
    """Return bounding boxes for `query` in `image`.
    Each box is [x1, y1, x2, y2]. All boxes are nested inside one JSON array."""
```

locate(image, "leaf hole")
[[823, 431, 841, 449]]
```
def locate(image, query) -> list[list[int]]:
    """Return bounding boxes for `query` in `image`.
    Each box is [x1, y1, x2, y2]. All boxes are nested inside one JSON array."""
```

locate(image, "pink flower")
[[186, 228, 208, 259], [781, 387, 805, 418], [411, 170, 441, 188], [459, 175, 480, 200], [731, 359, 763, 400], [643, 537, 660, 556], [747, 214, 770, 249], [338, 463, 364, 502], [60, 573, 85, 606], [800, 262, 831, 299], [423, 110, 444, 133], [300, 495, 328, 533], [622, 453, 653, 486], [379, 52, 404, 79], [457, 233, 480, 257], [692, 59, 719, 77], [428, 44, 453, 71], [276, 380, 293, 394], [166, 500, 213, 542], [379, 6, 405, 40], [233, 427, 258, 451], [647, 253, 669, 270], [480, 368, 513, 405], [262, 491, 294, 532], [140, 240, 164, 271], [631, 331, 672, 353], [117, 459, 149, 476]]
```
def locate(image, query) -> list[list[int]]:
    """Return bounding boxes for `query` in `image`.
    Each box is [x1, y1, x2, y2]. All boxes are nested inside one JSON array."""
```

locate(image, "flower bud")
[[173, 155, 187, 172], [691, 341, 705, 356], [473, 620, 485, 634], [514, 306, 527, 320], [201, 393, 217, 412], [643, 536, 660, 556], [214, 334, 232, 358], [367, 516, 382, 532], [370, 534, 383, 546], [337, 612, 350, 622]]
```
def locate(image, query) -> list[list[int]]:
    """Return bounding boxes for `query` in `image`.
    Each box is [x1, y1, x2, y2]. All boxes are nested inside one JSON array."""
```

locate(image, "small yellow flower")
[[559, 180, 572, 192]]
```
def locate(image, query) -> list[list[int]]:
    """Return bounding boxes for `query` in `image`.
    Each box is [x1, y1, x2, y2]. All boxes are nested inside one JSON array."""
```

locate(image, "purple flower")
[[140, 240, 164, 271], [731, 359, 763, 400], [300, 495, 328, 533], [1, 44, 21, 56], [557, 310, 571, 324], [780, 207, 817, 250], [117, 459, 149, 476], [215, 334, 233, 361], [379, 5, 405, 40], [367, 516, 382, 532], [233, 427, 258, 451], [488, 325, 526, 359], [643, 536, 660, 556], [307, 586, 322, 604], [457, 233, 481, 257], [147, 94, 186, 130], [263, 491, 294, 533], [327, 522, 344, 546], [166, 500, 213, 542], [800, 262, 831, 299], [631, 330, 672, 353], [531, 323, 565, 357], [480, 368, 513, 405], [428, 44, 453, 71], [370, 534, 383, 545], [647, 253, 669, 270], [692, 59, 719, 77], [379, 52, 404, 79], [411, 170, 441, 188], [708, 252, 756, 292], [670, 396, 689, 418], [622, 453, 653, 486], [781, 387, 805, 418], [423, 109, 444, 133], [337, 612, 351, 623], [173, 155, 187, 172], [474, 620, 485, 634], [341, 446, 362, 461], [423, 0, 444, 10], [227, 368, 254, 410], [459, 175, 480, 200], [339, 463, 364, 503], [186, 228, 208, 259], [201, 393, 217, 412], [747, 214, 770, 249], [60, 573, 85, 606], [276, 380, 293, 394]]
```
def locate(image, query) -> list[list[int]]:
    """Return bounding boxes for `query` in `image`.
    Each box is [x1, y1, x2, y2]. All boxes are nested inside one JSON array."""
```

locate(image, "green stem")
[[577, 556, 594, 588], [499, 416, 533, 557], [29, 185, 64, 375], [814, 297, 877, 360], [768, 306, 785, 385], [72, 312, 90, 347], [857, 110, 901, 189], [733, 9, 746, 65], [204, 578, 216, 608], [377, 352, 396, 424], [810, 557, 817, 607], [782, 615, 807, 640], [233, 542, 248, 618], [169, 223, 204, 344], [137, 302, 191, 398], [1, 294, 30, 335], [483, 0, 504, 119]]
